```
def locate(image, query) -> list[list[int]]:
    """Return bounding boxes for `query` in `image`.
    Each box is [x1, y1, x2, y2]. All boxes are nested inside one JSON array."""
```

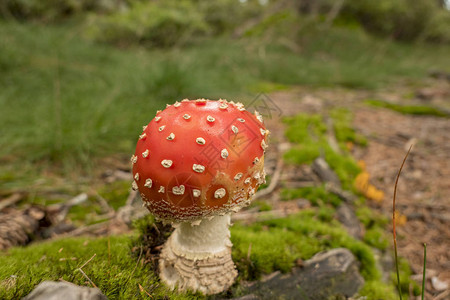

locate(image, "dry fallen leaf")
[[354, 164, 385, 202]]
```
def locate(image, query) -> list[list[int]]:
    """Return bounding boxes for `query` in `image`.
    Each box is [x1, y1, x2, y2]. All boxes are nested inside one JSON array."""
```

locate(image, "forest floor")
[[262, 75, 450, 295], [1, 75, 449, 299]]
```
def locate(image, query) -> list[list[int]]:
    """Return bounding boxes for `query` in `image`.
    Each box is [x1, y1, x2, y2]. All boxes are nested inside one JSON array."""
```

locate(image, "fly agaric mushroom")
[[132, 99, 268, 295]]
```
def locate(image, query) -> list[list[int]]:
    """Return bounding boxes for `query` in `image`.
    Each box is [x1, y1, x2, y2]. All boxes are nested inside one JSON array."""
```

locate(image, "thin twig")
[[93, 191, 115, 214], [393, 144, 413, 300], [78, 268, 97, 288], [79, 253, 96, 269], [139, 284, 153, 298], [77, 253, 97, 288]]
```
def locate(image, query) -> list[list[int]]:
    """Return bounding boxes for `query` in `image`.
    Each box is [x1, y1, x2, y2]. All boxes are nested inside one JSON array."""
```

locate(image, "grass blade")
[[392, 144, 413, 300], [422, 243, 427, 300]]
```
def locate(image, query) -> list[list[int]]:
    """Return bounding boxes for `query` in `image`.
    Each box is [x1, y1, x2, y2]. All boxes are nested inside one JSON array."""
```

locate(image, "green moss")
[[281, 185, 342, 207], [330, 108, 368, 147], [317, 206, 335, 222], [393, 258, 421, 298], [231, 210, 380, 282], [0, 209, 399, 299], [97, 180, 130, 211], [323, 147, 361, 191], [232, 225, 317, 280], [0, 235, 197, 300], [249, 200, 273, 212], [282, 113, 361, 191], [67, 197, 103, 226], [358, 280, 398, 300], [20, 195, 64, 207], [363, 227, 389, 250], [356, 206, 390, 251], [283, 145, 320, 165], [365, 99, 449, 118], [356, 206, 388, 228], [283, 114, 327, 144]]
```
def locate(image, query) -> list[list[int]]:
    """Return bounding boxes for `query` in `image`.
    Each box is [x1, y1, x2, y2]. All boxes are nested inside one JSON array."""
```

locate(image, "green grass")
[[365, 99, 450, 117]]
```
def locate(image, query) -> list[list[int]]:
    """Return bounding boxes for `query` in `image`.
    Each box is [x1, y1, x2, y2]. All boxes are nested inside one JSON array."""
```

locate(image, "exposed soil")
[[353, 106, 450, 279]]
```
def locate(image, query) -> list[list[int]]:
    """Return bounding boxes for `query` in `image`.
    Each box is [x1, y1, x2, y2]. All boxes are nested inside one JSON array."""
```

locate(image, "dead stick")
[[78, 268, 97, 288], [138, 284, 153, 298], [77, 253, 97, 288], [79, 253, 96, 269]]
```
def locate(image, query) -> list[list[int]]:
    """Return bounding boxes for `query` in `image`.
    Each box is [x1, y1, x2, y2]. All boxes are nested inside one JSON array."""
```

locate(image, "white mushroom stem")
[[159, 214, 237, 295]]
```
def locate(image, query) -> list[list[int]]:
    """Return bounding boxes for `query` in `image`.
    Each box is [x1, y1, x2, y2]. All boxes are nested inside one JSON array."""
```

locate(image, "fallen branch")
[[92, 191, 115, 214], [48, 193, 88, 223]]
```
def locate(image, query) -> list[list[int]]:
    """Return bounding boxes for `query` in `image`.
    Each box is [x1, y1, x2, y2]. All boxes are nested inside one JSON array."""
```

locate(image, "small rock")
[[236, 248, 364, 300], [336, 204, 364, 239], [431, 276, 449, 292], [23, 281, 107, 300], [312, 158, 341, 186]]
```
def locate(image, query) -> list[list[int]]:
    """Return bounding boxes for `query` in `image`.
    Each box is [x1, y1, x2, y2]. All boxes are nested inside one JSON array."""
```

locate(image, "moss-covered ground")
[[365, 99, 449, 118], [0, 210, 404, 300], [0, 107, 423, 299], [0, 234, 197, 299], [280, 108, 420, 299]]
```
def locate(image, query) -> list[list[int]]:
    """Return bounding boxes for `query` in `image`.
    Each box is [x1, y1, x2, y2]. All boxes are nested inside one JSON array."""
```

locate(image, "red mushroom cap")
[[132, 99, 268, 222]]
